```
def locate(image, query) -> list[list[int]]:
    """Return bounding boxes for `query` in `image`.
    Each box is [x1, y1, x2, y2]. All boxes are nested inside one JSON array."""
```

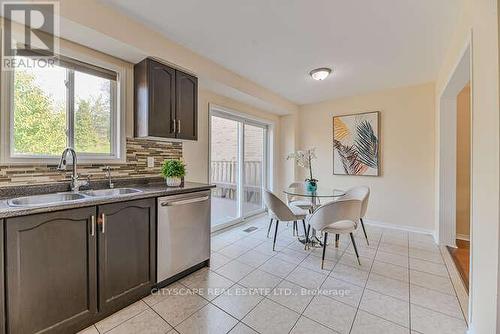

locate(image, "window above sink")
[[0, 47, 127, 164]]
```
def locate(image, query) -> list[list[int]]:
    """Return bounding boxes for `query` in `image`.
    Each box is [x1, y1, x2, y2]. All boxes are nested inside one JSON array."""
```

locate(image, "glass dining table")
[[283, 186, 346, 247]]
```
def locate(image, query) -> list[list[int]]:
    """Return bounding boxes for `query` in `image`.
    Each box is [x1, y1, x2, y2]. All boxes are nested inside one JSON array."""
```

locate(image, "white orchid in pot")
[[287, 148, 318, 191]]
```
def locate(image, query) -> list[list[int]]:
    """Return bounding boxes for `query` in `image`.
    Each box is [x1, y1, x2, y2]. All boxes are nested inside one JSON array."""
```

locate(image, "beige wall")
[[435, 0, 499, 331], [298, 83, 435, 232], [278, 113, 299, 192], [456, 84, 471, 238]]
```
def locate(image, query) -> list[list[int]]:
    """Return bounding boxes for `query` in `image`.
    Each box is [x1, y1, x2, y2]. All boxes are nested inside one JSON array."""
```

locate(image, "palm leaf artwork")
[[354, 120, 378, 169], [333, 139, 368, 175], [333, 117, 349, 141], [333, 112, 379, 176]]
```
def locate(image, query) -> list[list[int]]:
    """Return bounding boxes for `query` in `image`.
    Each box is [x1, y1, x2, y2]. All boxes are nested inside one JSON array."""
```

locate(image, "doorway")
[[209, 106, 269, 231], [438, 42, 472, 320], [447, 82, 471, 291]]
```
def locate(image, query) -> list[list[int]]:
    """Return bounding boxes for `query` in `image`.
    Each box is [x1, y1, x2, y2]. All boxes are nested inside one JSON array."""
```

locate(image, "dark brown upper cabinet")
[[135, 58, 198, 140], [175, 70, 198, 140]]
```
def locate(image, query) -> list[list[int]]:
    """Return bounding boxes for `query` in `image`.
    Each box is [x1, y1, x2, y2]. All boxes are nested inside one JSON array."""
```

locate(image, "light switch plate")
[[147, 157, 155, 168]]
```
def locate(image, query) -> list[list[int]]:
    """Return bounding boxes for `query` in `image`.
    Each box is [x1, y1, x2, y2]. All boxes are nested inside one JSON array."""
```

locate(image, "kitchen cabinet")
[[175, 70, 198, 140], [3, 199, 156, 333], [135, 59, 176, 138], [134, 58, 198, 140], [0, 219, 4, 334], [5, 208, 97, 334], [97, 198, 156, 314]]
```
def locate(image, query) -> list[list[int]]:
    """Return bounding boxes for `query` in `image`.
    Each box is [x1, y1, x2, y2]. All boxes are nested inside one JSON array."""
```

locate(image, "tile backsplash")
[[0, 138, 182, 187]]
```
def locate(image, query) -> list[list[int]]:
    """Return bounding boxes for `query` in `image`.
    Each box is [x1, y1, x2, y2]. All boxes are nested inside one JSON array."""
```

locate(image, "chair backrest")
[[286, 181, 305, 203], [308, 199, 362, 231], [342, 186, 370, 218], [288, 181, 305, 188], [263, 189, 296, 221]]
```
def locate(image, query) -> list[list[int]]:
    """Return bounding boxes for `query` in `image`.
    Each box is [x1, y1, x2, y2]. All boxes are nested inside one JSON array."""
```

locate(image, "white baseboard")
[[364, 219, 435, 236], [456, 233, 470, 241]]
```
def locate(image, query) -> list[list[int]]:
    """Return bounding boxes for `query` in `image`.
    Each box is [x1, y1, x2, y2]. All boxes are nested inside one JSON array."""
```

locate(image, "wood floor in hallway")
[[447, 239, 470, 292]]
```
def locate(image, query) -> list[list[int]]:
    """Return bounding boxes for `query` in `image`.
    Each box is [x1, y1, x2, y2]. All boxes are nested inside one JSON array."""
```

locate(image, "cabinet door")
[[149, 59, 176, 138], [97, 198, 156, 314], [0, 219, 4, 334], [5, 208, 97, 334], [175, 70, 198, 140]]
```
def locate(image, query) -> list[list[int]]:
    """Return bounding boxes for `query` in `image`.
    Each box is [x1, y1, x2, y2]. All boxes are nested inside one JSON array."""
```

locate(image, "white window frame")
[[0, 45, 127, 164]]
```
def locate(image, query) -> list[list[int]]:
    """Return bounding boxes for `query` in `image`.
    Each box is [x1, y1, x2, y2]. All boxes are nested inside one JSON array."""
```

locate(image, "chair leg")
[[335, 234, 339, 248], [267, 218, 273, 238], [321, 232, 328, 269], [273, 220, 280, 251], [302, 219, 307, 239], [360, 218, 369, 245], [305, 224, 311, 250], [350, 233, 361, 265]]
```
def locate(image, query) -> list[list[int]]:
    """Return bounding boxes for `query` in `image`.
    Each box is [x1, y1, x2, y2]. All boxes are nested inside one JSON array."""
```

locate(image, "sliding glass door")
[[210, 109, 268, 230], [243, 124, 265, 216]]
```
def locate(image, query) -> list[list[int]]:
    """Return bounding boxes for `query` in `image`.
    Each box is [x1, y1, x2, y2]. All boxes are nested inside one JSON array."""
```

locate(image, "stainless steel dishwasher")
[[157, 190, 211, 283]]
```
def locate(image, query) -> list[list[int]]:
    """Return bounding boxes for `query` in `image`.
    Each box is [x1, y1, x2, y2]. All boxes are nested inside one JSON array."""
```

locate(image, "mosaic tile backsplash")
[[0, 138, 182, 187]]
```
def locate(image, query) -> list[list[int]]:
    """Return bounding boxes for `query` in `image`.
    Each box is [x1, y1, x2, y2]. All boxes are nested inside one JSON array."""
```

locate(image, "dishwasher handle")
[[160, 196, 209, 207]]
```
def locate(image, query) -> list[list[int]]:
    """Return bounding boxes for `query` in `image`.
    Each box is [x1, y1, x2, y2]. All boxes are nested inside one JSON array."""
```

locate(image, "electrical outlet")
[[147, 157, 155, 168]]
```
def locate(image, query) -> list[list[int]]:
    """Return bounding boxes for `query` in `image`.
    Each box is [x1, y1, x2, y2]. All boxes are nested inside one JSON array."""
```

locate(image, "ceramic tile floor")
[[80, 215, 468, 334]]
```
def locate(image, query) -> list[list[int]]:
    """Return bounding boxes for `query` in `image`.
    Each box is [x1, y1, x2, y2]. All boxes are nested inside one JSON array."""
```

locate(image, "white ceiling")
[[102, 0, 462, 105]]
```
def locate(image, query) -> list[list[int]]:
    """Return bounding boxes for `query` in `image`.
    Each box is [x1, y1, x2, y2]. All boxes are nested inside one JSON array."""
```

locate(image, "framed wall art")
[[333, 111, 380, 176]]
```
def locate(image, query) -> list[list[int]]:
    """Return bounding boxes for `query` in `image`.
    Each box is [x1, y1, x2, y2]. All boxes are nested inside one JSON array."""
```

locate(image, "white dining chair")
[[307, 199, 362, 268], [339, 186, 370, 245], [264, 190, 308, 251], [286, 181, 315, 211]]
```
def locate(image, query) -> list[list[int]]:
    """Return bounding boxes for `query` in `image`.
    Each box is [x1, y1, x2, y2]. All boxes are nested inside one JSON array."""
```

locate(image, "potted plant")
[[161, 159, 186, 187], [287, 148, 318, 191]]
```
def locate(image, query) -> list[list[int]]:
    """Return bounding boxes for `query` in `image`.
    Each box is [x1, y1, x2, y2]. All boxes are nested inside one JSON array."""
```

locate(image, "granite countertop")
[[0, 181, 215, 219]]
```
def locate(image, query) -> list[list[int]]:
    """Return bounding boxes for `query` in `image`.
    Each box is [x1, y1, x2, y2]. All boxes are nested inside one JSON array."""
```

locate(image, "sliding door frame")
[[209, 104, 273, 232]]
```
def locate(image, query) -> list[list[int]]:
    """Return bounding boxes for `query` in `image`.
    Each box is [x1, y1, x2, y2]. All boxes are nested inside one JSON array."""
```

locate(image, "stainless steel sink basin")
[[7, 193, 87, 207], [6, 188, 143, 208], [82, 188, 142, 197]]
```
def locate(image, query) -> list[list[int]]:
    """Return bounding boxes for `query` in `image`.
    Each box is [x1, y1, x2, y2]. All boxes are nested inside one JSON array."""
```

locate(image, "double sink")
[[7, 188, 142, 207]]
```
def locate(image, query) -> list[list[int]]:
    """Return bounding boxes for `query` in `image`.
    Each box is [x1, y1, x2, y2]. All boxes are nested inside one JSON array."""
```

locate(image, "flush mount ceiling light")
[[309, 67, 332, 81]]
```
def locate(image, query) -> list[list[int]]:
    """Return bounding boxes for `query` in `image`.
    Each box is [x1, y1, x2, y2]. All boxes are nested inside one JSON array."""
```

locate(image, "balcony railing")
[[211, 160, 262, 204]]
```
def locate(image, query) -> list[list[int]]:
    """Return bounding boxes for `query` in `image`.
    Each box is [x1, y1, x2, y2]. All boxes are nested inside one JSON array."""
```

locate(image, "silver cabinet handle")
[[160, 196, 209, 207], [91, 216, 96, 236], [172, 119, 177, 134], [101, 213, 106, 234], [177, 120, 181, 133]]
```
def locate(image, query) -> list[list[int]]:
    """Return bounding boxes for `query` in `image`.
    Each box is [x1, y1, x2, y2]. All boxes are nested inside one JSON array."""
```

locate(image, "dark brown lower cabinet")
[[0, 219, 4, 334], [5, 208, 97, 334], [97, 198, 156, 314], [3, 199, 157, 334]]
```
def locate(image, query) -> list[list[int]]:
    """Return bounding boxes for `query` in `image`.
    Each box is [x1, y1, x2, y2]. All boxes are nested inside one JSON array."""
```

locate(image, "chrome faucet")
[[57, 148, 89, 192], [105, 166, 114, 189]]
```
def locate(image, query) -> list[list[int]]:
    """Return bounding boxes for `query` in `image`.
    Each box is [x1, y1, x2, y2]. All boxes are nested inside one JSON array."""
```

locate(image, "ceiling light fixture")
[[309, 67, 332, 81]]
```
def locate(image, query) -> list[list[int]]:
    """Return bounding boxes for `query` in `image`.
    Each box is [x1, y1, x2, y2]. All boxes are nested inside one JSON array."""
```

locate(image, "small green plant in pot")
[[161, 159, 186, 187]]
